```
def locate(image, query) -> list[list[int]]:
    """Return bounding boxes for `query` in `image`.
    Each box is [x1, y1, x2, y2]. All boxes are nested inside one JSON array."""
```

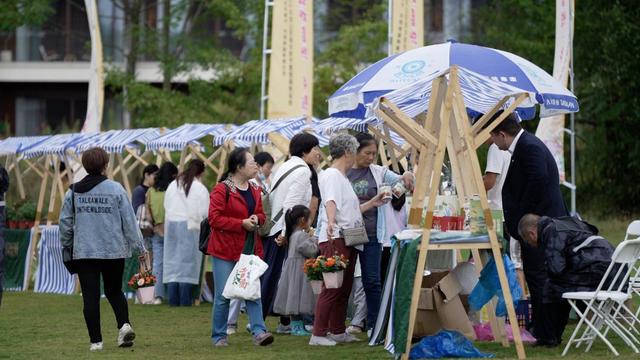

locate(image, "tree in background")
[[313, 0, 387, 118], [472, 0, 640, 215], [105, 0, 264, 128]]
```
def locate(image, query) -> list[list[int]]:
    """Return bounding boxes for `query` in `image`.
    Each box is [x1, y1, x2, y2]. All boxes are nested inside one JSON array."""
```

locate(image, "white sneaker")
[[329, 332, 361, 343], [305, 325, 314, 332], [309, 335, 337, 346], [117, 323, 136, 347], [153, 297, 162, 305], [227, 324, 237, 335], [346, 325, 363, 334], [89, 342, 103, 351]]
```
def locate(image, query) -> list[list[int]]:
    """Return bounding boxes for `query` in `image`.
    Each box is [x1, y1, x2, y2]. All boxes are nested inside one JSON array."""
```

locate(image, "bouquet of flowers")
[[303, 258, 323, 281], [317, 254, 349, 273], [128, 271, 156, 290], [306, 255, 349, 290]]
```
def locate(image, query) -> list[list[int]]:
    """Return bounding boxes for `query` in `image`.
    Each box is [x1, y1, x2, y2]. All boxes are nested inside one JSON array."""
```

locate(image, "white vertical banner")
[[83, 0, 104, 133], [535, 0, 573, 182]]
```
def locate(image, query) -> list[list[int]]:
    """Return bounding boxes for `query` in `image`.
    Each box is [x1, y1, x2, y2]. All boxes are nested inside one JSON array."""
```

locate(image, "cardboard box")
[[414, 271, 476, 340]]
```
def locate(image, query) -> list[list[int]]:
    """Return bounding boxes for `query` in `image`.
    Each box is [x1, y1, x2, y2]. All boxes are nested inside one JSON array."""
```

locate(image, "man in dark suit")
[[487, 111, 568, 346]]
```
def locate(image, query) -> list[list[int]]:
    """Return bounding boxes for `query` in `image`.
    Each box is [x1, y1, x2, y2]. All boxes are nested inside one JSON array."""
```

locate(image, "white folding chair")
[[625, 221, 640, 311], [562, 239, 640, 356]]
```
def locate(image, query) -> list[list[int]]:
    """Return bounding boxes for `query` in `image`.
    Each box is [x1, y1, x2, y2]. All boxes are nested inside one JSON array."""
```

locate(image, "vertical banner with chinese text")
[[267, 0, 314, 119], [391, 0, 424, 55], [535, 0, 573, 182]]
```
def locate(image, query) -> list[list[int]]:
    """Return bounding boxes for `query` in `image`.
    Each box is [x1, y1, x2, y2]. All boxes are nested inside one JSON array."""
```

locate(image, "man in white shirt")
[[484, 142, 511, 211], [483, 141, 526, 297]]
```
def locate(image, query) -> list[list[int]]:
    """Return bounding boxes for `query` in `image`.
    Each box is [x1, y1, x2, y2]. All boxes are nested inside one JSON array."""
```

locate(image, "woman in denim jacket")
[[59, 148, 147, 352]]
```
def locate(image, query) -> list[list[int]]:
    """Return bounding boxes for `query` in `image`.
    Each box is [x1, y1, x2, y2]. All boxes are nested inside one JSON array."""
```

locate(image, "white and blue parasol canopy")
[[328, 41, 579, 120]]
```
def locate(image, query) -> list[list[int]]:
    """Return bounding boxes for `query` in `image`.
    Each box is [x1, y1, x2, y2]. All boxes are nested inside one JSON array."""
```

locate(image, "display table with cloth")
[[370, 230, 489, 355], [2, 229, 33, 291]]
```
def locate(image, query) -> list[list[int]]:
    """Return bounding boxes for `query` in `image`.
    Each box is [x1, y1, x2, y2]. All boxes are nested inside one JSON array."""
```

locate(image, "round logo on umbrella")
[[393, 60, 427, 83], [402, 60, 426, 74]]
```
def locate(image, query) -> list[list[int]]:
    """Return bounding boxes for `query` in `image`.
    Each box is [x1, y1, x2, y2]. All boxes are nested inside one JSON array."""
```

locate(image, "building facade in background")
[[0, 0, 477, 136]]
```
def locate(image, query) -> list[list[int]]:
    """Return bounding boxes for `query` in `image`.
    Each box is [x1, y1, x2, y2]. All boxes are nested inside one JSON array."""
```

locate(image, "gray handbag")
[[341, 226, 369, 247]]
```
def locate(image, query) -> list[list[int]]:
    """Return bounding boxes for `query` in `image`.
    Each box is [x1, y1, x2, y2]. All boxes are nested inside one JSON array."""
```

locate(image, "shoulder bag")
[[259, 164, 306, 236]]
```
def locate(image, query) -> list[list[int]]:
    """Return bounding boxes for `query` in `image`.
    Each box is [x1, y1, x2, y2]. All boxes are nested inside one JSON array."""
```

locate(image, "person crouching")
[[518, 214, 615, 347]]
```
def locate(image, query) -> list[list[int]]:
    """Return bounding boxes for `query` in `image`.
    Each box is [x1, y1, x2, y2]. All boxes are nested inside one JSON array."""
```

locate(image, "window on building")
[[430, 0, 444, 33]]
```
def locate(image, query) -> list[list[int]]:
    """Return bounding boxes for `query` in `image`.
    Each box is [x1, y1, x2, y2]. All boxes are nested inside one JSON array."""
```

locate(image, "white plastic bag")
[[222, 254, 268, 300]]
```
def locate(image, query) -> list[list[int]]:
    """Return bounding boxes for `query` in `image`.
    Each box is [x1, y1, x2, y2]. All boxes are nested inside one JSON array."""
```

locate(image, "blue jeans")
[[211, 256, 267, 343], [359, 235, 382, 329], [151, 234, 165, 299], [167, 282, 192, 306]]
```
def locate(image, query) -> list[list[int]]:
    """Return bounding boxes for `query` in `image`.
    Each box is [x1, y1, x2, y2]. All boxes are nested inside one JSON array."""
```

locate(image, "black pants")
[[380, 247, 392, 284], [77, 259, 130, 343], [537, 300, 572, 345]]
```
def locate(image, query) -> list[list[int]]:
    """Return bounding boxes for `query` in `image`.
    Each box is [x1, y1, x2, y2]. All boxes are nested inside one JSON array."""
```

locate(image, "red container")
[[432, 216, 464, 231]]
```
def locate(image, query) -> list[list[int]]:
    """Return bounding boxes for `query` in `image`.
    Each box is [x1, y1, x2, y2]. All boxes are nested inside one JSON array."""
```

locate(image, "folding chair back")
[[607, 238, 640, 289], [562, 239, 640, 356], [625, 220, 640, 241]]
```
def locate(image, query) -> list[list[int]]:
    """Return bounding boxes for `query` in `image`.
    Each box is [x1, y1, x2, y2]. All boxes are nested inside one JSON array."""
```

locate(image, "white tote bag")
[[222, 254, 269, 301]]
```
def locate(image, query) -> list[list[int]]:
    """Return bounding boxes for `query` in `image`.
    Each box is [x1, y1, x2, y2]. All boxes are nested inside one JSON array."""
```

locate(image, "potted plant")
[[128, 271, 156, 304], [316, 254, 349, 289], [303, 258, 324, 295], [6, 206, 17, 229], [18, 202, 36, 229]]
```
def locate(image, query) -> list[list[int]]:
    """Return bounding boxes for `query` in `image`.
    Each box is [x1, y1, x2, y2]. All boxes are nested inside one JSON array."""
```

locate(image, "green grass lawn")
[[0, 292, 637, 359]]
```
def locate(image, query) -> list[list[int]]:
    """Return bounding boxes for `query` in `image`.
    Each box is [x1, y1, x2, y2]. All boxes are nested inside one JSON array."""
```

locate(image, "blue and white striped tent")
[[145, 123, 230, 152], [313, 116, 372, 135], [74, 128, 161, 154], [0, 136, 51, 156], [18, 133, 95, 159], [214, 117, 308, 146], [34, 225, 76, 295], [369, 66, 537, 121], [312, 117, 406, 146]]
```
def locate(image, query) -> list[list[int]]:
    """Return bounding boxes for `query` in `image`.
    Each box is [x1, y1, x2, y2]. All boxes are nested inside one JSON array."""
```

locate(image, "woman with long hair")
[[208, 148, 274, 347], [261, 133, 322, 333], [346, 132, 413, 333], [163, 159, 209, 306], [145, 162, 178, 304]]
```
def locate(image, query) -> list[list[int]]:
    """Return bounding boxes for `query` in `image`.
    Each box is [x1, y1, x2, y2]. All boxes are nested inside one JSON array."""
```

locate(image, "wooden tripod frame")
[[374, 66, 530, 360]]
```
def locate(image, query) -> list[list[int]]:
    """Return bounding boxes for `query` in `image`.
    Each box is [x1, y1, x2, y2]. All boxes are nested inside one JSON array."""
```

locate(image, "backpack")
[[199, 184, 230, 254], [258, 164, 306, 237]]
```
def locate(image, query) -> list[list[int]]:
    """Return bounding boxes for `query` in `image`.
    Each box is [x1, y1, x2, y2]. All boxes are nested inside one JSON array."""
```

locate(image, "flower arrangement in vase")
[[128, 271, 156, 304]]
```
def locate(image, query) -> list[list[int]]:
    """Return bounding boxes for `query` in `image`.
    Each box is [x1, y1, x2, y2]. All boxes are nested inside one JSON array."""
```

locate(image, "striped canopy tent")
[[214, 117, 308, 146], [18, 133, 95, 159], [145, 123, 231, 152], [0, 136, 51, 156], [313, 116, 406, 146], [73, 128, 161, 154]]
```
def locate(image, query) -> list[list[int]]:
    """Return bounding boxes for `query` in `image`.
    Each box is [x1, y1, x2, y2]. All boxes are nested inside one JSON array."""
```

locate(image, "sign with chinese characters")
[[391, 0, 424, 55], [536, 0, 574, 182], [267, 0, 314, 119]]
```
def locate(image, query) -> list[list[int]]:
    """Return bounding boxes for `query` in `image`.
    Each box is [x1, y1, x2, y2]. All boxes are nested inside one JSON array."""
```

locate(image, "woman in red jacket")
[[207, 148, 274, 347]]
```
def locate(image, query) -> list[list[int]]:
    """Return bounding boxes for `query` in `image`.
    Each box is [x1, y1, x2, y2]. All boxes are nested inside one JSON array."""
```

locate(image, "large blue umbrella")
[[328, 41, 579, 120]]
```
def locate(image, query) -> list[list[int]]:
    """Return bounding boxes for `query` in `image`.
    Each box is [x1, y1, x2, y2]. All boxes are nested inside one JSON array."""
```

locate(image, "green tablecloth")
[[390, 230, 492, 354], [3, 229, 32, 290]]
